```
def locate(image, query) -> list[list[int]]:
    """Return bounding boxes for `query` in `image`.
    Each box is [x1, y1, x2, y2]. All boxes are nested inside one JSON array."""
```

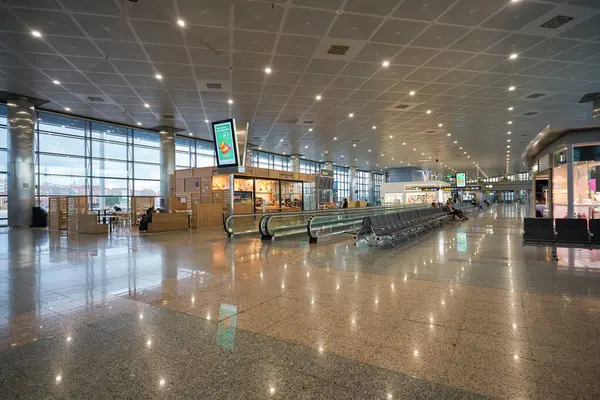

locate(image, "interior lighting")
[[438, 123, 443, 127], [333, 137, 337, 140], [64, 107, 71, 112], [264, 67, 272, 74], [31, 30, 42, 38], [409, 91, 415, 96], [177, 19, 186, 27], [382, 60, 390, 67], [155, 74, 163, 80], [372, 126, 376, 130], [144, 103, 150, 108], [426, 110, 432, 114], [348, 113, 354, 118], [508, 86, 515, 91], [315, 95, 322, 100], [52, 80, 60, 85], [205, 119, 209, 123], [508, 107, 514, 111], [227, 99, 233, 104], [509, 53, 518, 60]]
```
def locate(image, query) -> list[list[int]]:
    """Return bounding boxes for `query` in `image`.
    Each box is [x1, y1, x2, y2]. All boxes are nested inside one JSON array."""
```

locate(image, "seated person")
[[447, 202, 468, 221], [431, 201, 437, 208], [113, 205, 122, 212]]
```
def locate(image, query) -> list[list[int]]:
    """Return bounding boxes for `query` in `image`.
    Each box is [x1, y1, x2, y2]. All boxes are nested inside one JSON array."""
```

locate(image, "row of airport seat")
[[522, 218, 600, 259]]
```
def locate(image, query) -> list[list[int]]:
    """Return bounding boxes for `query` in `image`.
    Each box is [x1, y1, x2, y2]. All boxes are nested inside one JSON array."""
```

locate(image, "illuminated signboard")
[[456, 172, 466, 188], [211, 119, 240, 168]]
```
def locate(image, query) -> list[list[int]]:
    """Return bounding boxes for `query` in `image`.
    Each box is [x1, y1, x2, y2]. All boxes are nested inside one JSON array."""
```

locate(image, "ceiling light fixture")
[[65, 107, 71, 112], [144, 103, 150, 108], [509, 53, 519, 60], [454, 141, 457, 144], [507, 121, 513, 124], [333, 137, 337, 140], [389, 135, 393, 138], [447, 133, 451, 136], [177, 19, 186, 27], [382, 60, 390, 67], [228, 99, 233, 104], [315, 95, 322, 101], [31, 30, 42, 38], [264, 67, 272, 74], [508, 107, 514, 111], [409, 91, 415, 96], [508, 86, 516, 91], [137, 122, 142, 126], [438, 123, 443, 127], [426, 110, 432, 114], [507, 131, 512, 135], [348, 113, 354, 118], [372, 126, 376, 130], [205, 119, 209, 123], [52, 80, 60, 85], [155, 74, 163, 80], [309, 128, 313, 132], [353, 144, 356, 147]]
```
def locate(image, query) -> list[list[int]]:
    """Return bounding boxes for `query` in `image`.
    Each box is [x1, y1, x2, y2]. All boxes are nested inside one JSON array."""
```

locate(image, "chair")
[[555, 219, 590, 247], [523, 218, 556, 245]]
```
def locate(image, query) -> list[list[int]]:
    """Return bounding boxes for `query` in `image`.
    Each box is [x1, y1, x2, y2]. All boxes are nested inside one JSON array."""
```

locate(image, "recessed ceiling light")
[[463, 151, 467, 154], [447, 133, 451, 136], [177, 19, 186, 27], [392, 158, 395, 161], [309, 128, 313, 132], [438, 123, 443, 127], [353, 144, 356, 147], [453, 141, 457, 144], [305, 145, 308, 149], [52, 80, 60, 85], [389, 135, 393, 138], [508, 107, 514, 111], [264, 67, 272, 74], [228, 99, 233, 104], [507, 121, 513, 124], [368, 149, 371, 152], [333, 137, 337, 140], [348, 113, 354, 118], [422, 153, 425, 156], [137, 122, 142, 126], [413, 148, 416, 151], [279, 138, 283, 142], [144, 103, 150, 108], [507, 139, 511, 142], [325, 150, 328, 154], [402, 142, 406, 145], [64, 107, 71, 112], [372, 126, 376, 130], [507, 145, 511, 148], [459, 147, 463, 150], [409, 91, 415, 96], [508, 86, 516, 91], [155, 74, 163, 80], [507, 131, 512, 135], [426, 110, 432, 114], [382, 60, 390, 67], [31, 30, 42, 38], [205, 119, 209, 123], [189, 132, 193, 136], [509, 53, 519, 60], [315, 95, 322, 101]]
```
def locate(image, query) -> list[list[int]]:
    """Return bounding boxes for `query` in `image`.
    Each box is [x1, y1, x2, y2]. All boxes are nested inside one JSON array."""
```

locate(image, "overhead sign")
[[456, 172, 466, 188], [211, 119, 240, 168], [320, 169, 334, 177]]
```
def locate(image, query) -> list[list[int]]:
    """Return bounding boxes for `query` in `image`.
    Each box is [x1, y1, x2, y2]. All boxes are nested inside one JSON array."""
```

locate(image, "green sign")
[[456, 172, 466, 188], [213, 120, 238, 167]]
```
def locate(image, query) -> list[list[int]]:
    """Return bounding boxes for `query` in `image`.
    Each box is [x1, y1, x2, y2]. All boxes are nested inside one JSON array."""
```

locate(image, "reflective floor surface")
[[1, 205, 599, 399]]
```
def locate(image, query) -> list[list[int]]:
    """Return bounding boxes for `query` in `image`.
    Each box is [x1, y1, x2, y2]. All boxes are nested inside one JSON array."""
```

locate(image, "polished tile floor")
[[1, 205, 599, 399]]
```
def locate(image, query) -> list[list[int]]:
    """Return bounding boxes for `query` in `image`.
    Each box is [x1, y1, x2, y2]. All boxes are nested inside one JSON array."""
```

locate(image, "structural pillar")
[[159, 129, 176, 209], [7, 99, 35, 227], [349, 166, 357, 201], [290, 155, 300, 173], [566, 144, 574, 218]]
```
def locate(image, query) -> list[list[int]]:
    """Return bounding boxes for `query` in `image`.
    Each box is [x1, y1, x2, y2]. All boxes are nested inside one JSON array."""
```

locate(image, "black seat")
[[555, 218, 590, 246], [523, 218, 556, 244], [590, 219, 600, 248]]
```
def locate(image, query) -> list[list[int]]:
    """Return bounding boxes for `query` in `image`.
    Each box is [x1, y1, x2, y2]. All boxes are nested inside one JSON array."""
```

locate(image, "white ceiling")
[[1, 0, 600, 176]]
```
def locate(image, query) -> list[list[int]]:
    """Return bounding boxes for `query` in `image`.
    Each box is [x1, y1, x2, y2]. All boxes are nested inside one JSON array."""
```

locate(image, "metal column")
[[7, 99, 35, 227], [566, 144, 574, 218], [159, 129, 176, 209]]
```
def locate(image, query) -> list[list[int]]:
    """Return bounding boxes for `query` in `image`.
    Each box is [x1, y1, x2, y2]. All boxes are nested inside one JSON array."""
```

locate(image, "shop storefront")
[[523, 126, 600, 219]]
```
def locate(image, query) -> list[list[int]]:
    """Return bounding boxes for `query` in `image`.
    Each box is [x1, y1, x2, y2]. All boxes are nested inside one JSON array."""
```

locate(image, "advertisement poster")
[[212, 120, 238, 167], [456, 172, 466, 188]]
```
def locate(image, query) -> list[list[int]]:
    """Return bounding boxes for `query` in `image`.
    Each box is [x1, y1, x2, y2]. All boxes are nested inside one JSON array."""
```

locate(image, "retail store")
[[523, 126, 600, 219]]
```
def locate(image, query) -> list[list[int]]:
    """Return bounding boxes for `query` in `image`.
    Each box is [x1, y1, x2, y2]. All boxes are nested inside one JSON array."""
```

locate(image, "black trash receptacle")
[[32, 207, 48, 227]]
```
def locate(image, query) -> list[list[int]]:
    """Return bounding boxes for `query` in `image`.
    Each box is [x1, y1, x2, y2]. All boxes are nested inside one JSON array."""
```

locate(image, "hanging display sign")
[[456, 172, 467, 188], [211, 119, 240, 168]]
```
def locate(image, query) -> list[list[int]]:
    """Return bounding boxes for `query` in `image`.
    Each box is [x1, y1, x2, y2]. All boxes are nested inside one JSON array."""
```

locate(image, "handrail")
[[223, 205, 422, 237], [307, 205, 424, 243]]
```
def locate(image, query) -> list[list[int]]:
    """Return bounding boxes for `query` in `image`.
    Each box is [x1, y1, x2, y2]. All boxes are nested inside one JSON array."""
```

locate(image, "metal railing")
[[223, 205, 426, 241]]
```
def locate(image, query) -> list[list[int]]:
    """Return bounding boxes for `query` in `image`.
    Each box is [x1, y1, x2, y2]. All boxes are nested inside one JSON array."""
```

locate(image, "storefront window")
[[281, 181, 303, 211], [255, 179, 280, 213], [573, 144, 600, 219]]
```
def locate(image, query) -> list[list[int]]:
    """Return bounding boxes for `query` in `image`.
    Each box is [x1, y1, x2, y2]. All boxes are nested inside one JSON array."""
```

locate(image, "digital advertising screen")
[[456, 172, 467, 188], [211, 119, 239, 168]]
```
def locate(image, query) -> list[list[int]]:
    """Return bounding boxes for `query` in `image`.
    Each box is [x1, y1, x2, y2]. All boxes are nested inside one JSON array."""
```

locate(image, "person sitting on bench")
[[446, 200, 468, 221]]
